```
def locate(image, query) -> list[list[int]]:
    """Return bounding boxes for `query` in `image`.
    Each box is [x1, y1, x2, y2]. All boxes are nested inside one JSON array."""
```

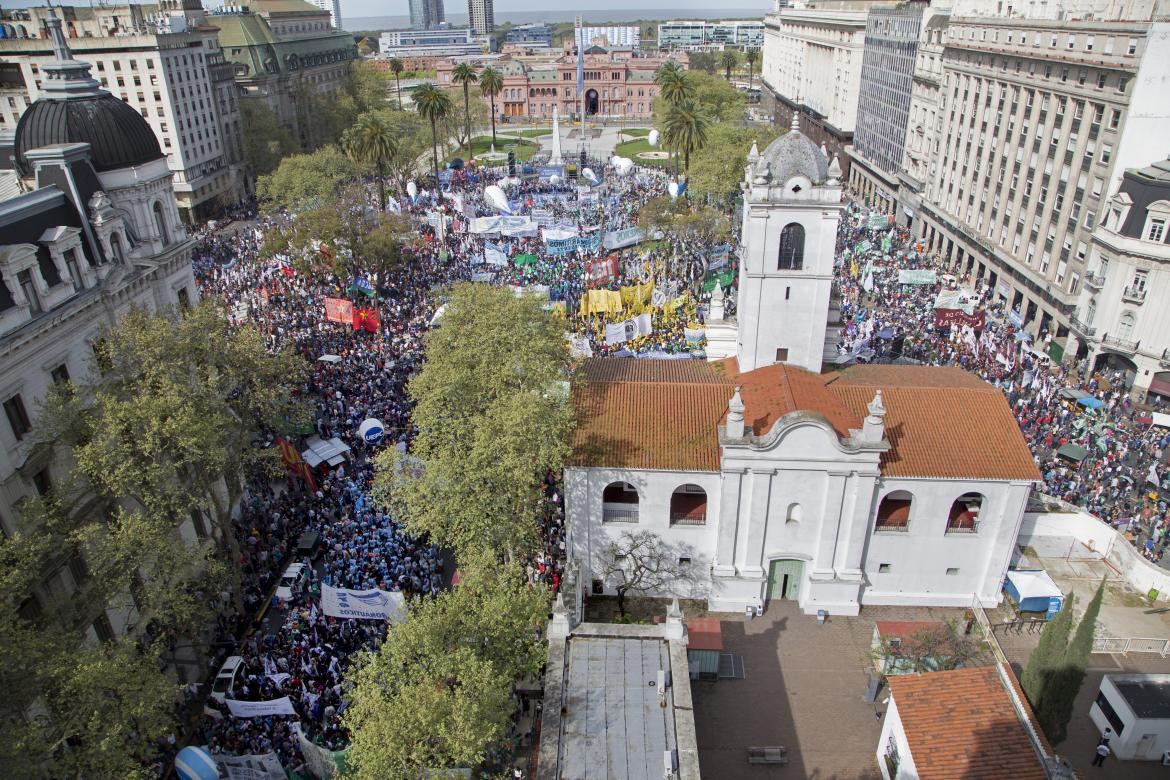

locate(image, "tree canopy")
[[256, 145, 362, 213], [686, 123, 781, 205]]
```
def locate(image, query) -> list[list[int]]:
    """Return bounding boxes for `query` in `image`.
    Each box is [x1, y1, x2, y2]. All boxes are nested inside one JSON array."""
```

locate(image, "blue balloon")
[[175, 746, 218, 780]]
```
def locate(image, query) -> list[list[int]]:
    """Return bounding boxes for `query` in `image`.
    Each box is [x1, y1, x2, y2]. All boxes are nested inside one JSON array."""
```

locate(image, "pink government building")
[[436, 45, 688, 121]]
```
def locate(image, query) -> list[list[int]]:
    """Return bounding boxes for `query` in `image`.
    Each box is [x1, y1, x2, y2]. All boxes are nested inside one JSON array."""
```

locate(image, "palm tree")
[[413, 83, 452, 201], [478, 66, 503, 150], [664, 101, 710, 172], [720, 50, 739, 81], [342, 113, 398, 212], [389, 58, 404, 109], [654, 67, 692, 172], [745, 48, 759, 90], [451, 62, 478, 159]]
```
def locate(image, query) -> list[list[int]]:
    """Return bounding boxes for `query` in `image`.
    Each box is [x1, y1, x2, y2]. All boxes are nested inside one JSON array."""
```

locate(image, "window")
[[17, 270, 41, 314], [50, 364, 70, 385], [1144, 202, 1170, 242], [32, 468, 51, 496], [878, 563, 892, 573], [777, 222, 804, 270], [176, 287, 191, 309], [1101, 145, 1112, 164], [947, 493, 983, 533], [153, 201, 169, 245], [602, 481, 639, 523], [4, 395, 32, 440], [775, 348, 789, 362], [1117, 311, 1136, 339], [670, 484, 707, 526], [875, 491, 913, 531], [946, 567, 960, 576], [1096, 691, 1126, 734]]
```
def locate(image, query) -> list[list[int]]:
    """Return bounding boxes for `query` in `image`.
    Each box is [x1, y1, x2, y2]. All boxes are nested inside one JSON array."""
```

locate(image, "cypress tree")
[[1021, 591, 1074, 710], [1039, 581, 1105, 743]]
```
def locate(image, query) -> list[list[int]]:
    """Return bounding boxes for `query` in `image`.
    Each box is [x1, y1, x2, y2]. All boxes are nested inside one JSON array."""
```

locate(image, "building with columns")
[[1074, 157, 1170, 401], [565, 131, 1040, 616], [0, 10, 199, 647]]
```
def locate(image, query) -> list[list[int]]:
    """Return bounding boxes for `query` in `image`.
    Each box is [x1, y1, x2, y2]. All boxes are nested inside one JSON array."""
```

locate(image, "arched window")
[[786, 503, 802, 524], [670, 484, 707, 526], [1143, 200, 1170, 243], [947, 493, 983, 533], [152, 202, 169, 245], [778, 222, 804, 270], [875, 490, 913, 531], [602, 481, 639, 523], [1117, 310, 1135, 339]]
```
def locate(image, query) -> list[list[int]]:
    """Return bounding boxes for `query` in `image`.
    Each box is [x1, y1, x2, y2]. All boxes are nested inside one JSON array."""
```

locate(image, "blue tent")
[[1004, 569, 1064, 618], [1077, 396, 1105, 410]]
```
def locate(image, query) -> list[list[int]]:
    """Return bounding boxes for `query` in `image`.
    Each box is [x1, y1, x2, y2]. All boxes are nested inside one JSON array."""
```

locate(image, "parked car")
[[210, 655, 244, 703], [275, 561, 307, 604], [296, 530, 321, 560]]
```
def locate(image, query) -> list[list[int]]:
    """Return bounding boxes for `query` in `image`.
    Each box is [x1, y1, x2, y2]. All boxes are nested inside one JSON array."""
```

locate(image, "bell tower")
[[735, 115, 845, 374]]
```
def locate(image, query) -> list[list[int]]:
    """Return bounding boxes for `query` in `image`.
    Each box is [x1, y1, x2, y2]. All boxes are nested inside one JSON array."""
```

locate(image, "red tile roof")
[[886, 665, 1049, 780], [684, 616, 723, 652], [874, 620, 947, 639], [569, 358, 1040, 481]]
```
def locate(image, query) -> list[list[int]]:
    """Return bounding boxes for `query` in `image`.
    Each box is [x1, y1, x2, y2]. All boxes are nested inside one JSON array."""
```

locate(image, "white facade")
[[876, 696, 919, 780], [577, 26, 641, 50], [1076, 159, 1170, 398], [305, 0, 341, 30], [894, 9, 949, 228], [1090, 674, 1170, 761], [0, 8, 247, 219], [761, 7, 868, 134]]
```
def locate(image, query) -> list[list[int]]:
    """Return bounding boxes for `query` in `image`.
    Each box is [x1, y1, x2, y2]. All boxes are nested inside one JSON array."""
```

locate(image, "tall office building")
[[409, 0, 445, 31], [306, 0, 342, 29], [467, 0, 493, 36], [847, 3, 927, 216]]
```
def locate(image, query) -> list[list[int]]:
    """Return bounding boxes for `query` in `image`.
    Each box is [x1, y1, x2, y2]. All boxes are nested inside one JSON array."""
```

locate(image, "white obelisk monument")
[[550, 105, 564, 165]]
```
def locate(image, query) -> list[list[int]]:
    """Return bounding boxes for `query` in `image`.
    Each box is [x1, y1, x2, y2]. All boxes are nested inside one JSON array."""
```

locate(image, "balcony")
[[1069, 316, 1096, 337], [1102, 335, 1139, 354], [1122, 285, 1147, 304], [1160, 349, 1170, 368], [670, 512, 707, 526], [601, 505, 639, 524], [1083, 272, 1105, 289]]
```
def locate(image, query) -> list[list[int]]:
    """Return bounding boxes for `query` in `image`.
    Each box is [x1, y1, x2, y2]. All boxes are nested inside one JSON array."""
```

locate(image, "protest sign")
[[484, 241, 508, 266], [470, 216, 537, 236], [602, 226, 645, 250], [897, 269, 937, 285], [707, 244, 731, 271], [324, 298, 353, 325], [586, 256, 619, 285], [214, 753, 286, 780], [320, 585, 407, 622], [225, 697, 297, 718], [933, 289, 976, 315], [934, 308, 986, 329]]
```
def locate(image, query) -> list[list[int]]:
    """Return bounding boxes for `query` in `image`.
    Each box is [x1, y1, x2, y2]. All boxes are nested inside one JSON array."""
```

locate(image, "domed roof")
[[754, 115, 829, 185], [15, 94, 163, 174], [12, 9, 163, 175]]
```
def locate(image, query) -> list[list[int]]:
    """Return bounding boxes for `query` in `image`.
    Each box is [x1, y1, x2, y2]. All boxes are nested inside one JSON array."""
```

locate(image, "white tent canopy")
[[301, 436, 352, 468], [1149, 412, 1170, 429]]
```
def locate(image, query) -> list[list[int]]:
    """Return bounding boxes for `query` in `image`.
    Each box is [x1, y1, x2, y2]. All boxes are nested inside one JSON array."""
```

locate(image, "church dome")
[[755, 115, 828, 185], [12, 9, 163, 176], [15, 94, 163, 174]]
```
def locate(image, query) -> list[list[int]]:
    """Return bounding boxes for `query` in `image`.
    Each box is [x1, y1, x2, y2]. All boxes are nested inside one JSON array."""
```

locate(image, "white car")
[[275, 561, 307, 604], [210, 655, 244, 703]]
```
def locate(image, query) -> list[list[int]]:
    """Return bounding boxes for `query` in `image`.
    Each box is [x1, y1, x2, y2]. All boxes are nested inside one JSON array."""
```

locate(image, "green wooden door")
[[767, 559, 803, 601]]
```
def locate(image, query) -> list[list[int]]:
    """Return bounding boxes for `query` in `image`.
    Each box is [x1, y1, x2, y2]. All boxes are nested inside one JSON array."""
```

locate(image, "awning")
[[1004, 569, 1064, 614], [1059, 388, 1088, 401], [317, 354, 342, 364], [302, 436, 352, 468], [1077, 396, 1105, 410], [1056, 443, 1089, 462], [1148, 373, 1170, 399], [1149, 412, 1170, 429]]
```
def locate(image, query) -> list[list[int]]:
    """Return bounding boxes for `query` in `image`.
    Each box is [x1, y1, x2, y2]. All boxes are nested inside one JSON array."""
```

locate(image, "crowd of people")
[[831, 201, 1170, 566]]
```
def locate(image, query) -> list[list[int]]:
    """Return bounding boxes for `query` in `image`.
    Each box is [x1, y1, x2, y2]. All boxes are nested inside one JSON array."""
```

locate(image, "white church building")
[[565, 123, 1041, 616]]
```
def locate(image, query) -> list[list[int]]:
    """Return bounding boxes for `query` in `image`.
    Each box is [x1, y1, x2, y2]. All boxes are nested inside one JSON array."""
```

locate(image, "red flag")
[[300, 462, 318, 492], [353, 307, 380, 333], [280, 264, 295, 277], [324, 298, 354, 324], [276, 436, 301, 470]]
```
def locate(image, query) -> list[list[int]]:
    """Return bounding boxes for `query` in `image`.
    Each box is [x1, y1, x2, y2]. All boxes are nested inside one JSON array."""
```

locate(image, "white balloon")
[[647, 129, 660, 148], [484, 184, 510, 213], [549, 174, 561, 185], [668, 181, 680, 198], [613, 156, 633, 176], [582, 167, 597, 184], [406, 181, 417, 198]]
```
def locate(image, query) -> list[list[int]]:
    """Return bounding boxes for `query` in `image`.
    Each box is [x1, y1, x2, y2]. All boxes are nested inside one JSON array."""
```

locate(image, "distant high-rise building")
[[306, 0, 342, 29], [467, 0, 493, 36], [576, 25, 641, 50], [409, 0, 445, 30]]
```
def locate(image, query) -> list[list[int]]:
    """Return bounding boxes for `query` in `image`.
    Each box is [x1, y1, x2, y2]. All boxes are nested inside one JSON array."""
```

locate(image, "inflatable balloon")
[[549, 174, 561, 185], [484, 184, 511, 214], [648, 129, 660, 147], [612, 156, 634, 176], [406, 181, 418, 199], [358, 418, 385, 445], [175, 746, 218, 780], [668, 181, 680, 198], [582, 167, 598, 185]]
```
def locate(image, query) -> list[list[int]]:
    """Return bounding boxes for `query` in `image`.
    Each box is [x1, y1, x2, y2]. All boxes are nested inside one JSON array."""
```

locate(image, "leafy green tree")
[[1021, 591, 1074, 714], [1037, 581, 1104, 743], [663, 100, 710, 171], [478, 67, 503, 147], [256, 144, 361, 213], [240, 102, 298, 176], [720, 49, 739, 80], [349, 60, 393, 112], [413, 83, 453, 200], [745, 47, 760, 90], [638, 195, 730, 247], [451, 63, 479, 159], [686, 70, 746, 123], [373, 283, 573, 561], [686, 123, 780, 205], [343, 111, 399, 212], [344, 556, 548, 779], [389, 58, 405, 108]]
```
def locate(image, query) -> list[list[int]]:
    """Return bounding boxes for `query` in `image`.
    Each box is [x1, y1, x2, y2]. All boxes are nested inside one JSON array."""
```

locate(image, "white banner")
[[484, 241, 508, 266], [320, 584, 407, 622], [567, 334, 593, 358], [469, 215, 536, 236], [603, 314, 653, 345], [214, 753, 286, 780], [295, 723, 343, 780], [225, 697, 296, 718]]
